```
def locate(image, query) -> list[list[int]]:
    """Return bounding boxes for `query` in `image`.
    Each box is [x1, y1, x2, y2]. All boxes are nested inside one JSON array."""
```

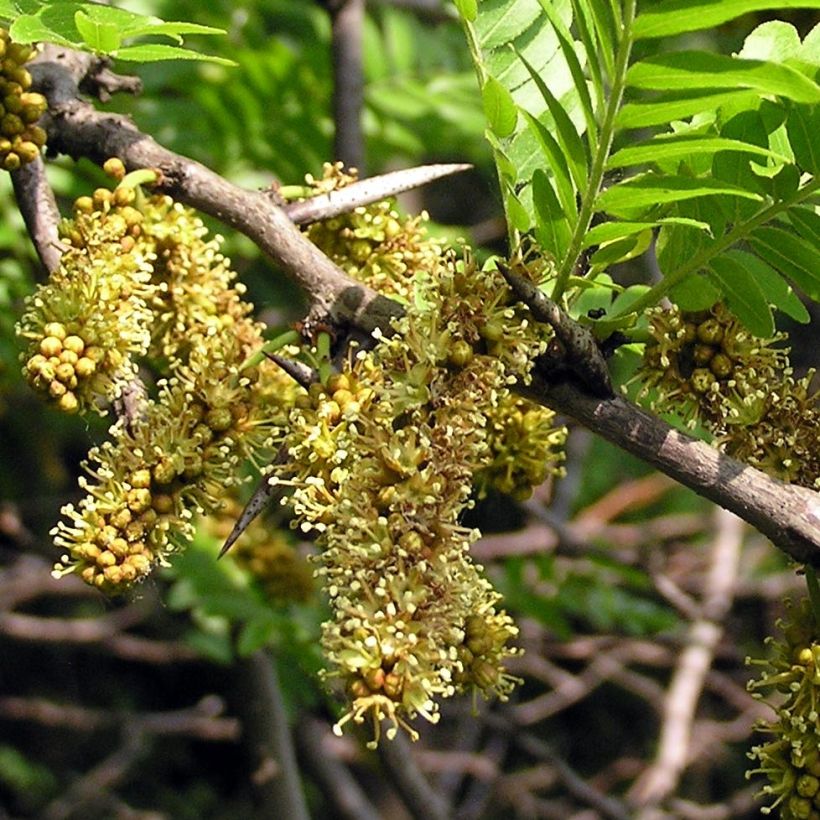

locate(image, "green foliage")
[[1, 0, 233, 64], [456, 0, 820, 337]]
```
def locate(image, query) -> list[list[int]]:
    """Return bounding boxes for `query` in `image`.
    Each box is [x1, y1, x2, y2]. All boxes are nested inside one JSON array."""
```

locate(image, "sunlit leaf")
[[596, 175, 762, 216], [454, 0, 477, 21], [627, 51, 820, 104], [518, 49, 588, 190], [616, 90, 754, 129], [112, 44, 237, 66], [633, 0, 820, 40], [74, 10, 121, 52], [582, 217, 711, 249], [482, 75, 518, 138], [607, 135, 789, 169]]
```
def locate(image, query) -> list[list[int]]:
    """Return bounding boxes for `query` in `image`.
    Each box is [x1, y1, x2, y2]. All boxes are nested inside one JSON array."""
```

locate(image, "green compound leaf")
[[750, 226, 820, 300], [633, 0, 820, 40], [482, 75, 518, 138], [626, 51, 820, 104], [707, 253, 774, 337]]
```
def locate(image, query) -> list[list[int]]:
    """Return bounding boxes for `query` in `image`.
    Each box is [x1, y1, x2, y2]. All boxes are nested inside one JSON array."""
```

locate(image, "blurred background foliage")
[[0, 2, 815, 818]]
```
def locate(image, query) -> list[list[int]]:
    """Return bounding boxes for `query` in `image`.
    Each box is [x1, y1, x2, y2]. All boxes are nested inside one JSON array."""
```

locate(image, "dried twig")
[[296, 716, 382, 820], [234, 651, 310, 820], [377, 729, 451, 820], [483, 712, 632, 820], [0, 695, 239, 741], [630, 510, 745, 809]]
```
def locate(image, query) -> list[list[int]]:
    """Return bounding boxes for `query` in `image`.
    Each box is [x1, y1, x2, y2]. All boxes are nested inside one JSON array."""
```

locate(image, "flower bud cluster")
[[636, 303, 818, 489], [747, 598, 820, 819], [21, 175, 296, 592], [18, 186, 155, 413], [272, 246, 562, 744], [638, 304, 788, 429], [0, 30, 47, 171], [304, 162, 444, 303], [477, 393, 566, 500]]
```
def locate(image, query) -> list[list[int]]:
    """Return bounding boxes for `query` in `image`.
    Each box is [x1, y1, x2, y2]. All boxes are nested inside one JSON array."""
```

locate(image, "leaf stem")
[[553, 0, 636, 301], [602, 176, 820, 329]]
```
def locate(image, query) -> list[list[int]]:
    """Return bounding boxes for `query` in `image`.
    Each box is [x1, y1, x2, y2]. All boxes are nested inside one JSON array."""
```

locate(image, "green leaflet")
[[751, 226, 820, 300], [482, 76, 518, 138], [707, 254, 774, 337], [522, 110, 576, 218], [532, 168, 572, 258], [633, 0, 820, 40], [454, 0, 478, 21], [582, 217, 711, 249], [607, 135, 790, 170], [616, 91, 755, 129], [626, 52, 820, 104], [669, 274, 722, 312], [517, 49, 589, 191], [596, 175, 762, 217], [721, 250, 810, 323], [74, 10, 121, 53], [787, 105, 820, 174]]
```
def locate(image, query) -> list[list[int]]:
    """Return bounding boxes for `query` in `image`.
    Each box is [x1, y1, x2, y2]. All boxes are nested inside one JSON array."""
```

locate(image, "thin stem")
[[553, 0, 636, 300], [603, 176, 820, 329]]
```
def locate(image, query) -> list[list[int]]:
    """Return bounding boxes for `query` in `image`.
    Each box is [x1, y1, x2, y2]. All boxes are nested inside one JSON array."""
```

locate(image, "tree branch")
[[233, 651, 310, 820], [520, 377, 820, 566], [328, 0, 366, 171], [31, 49, 401, 335]]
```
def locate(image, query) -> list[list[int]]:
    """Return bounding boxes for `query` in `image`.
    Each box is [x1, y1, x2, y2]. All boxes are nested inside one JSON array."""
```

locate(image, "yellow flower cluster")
[[18, 187, 154, 413], [17, 173, 296, 592], [0, 30, 47, 171], [638, 303, 789, 429], [748, 598, 820, 819], [636, 303, 818, 489], [272, 244, 562, 743], [304, 162, 444, 303]]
